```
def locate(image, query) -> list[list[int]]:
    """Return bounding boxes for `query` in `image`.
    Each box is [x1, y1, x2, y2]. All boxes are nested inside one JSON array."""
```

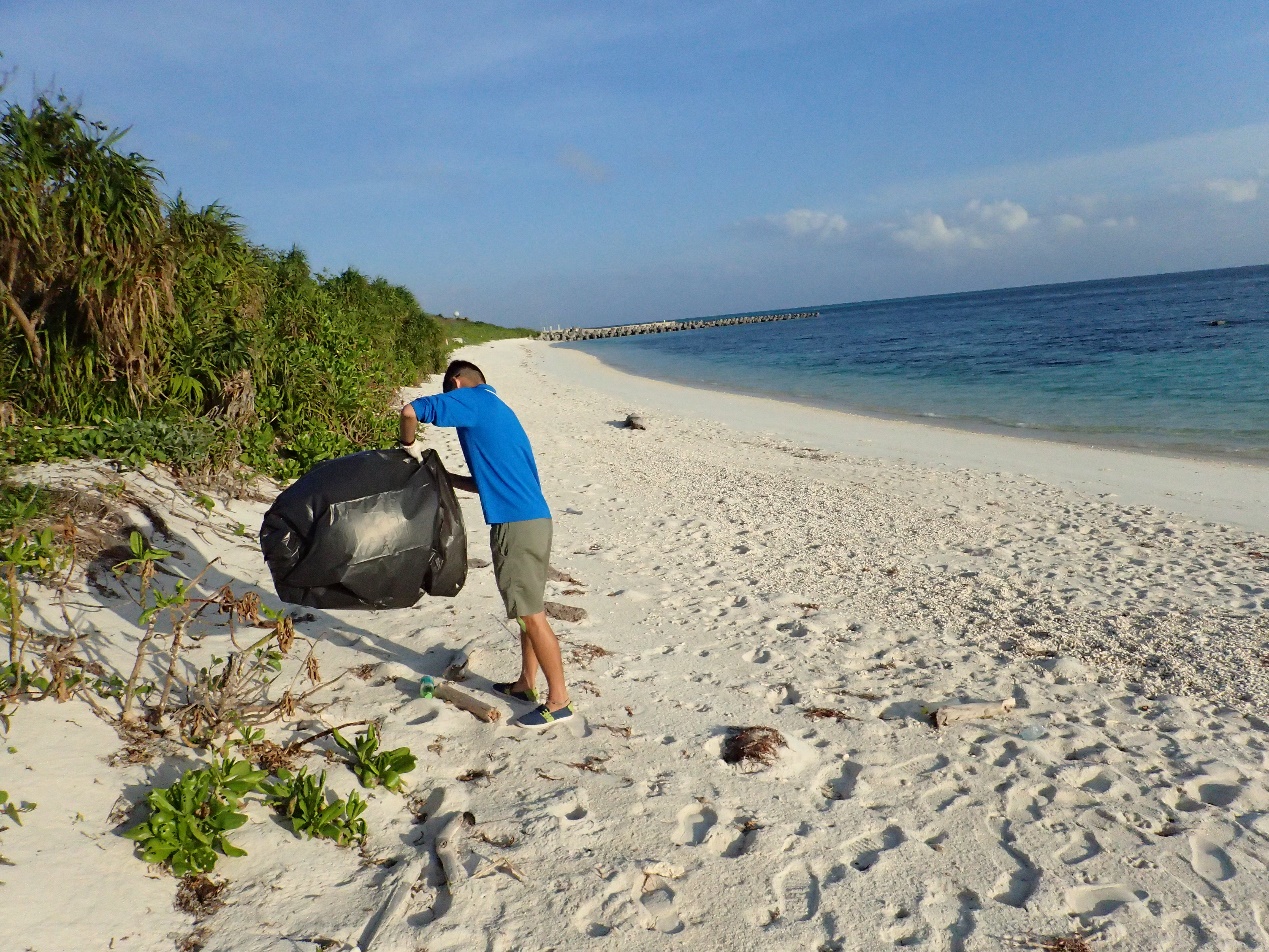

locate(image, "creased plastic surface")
[[259, 448, 467, 609]]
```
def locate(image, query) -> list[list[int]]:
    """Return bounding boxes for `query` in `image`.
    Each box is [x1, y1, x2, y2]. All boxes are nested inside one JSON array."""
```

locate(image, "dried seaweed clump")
[[568, 642, 610, 666], [1038, 938, 1094, 952], [175, 874, 228, 919], [721, 726, 786, 766]]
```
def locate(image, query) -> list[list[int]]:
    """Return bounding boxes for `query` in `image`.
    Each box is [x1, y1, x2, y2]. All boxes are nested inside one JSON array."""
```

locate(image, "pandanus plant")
[[0, 95, 169, 391]]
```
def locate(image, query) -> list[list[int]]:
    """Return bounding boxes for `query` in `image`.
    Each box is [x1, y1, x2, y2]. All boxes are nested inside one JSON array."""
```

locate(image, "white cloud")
[[557, 147, 611, 184], [892, 210, 983, 251], [762, 208, 848, 239], [1098, 216, 1138, 229], [967, 198, 1031, 232], [1055, 213, 1086, 231], [1204, 177, 1259, 203]]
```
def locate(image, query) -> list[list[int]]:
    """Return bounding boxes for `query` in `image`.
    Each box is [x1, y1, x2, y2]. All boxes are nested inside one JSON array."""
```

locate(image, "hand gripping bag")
[[259, 448, 467, 609]]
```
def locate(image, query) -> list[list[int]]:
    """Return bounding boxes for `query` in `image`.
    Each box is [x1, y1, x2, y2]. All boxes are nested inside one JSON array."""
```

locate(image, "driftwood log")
[[359, 848, 431, 950], [929, 696, 1016, 729], [432, 681, 501, 723], [624, 413, 647, 430], [443, 643, 477, 681], [435, 814, 468, 891]]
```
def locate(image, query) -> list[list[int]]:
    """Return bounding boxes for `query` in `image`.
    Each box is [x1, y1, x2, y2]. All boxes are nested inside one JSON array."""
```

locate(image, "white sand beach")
[[2, 337, 1267, 952]]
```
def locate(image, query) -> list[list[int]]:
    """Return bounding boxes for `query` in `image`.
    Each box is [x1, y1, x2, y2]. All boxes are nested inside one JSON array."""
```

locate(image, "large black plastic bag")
[[260, 448, 467, 609]]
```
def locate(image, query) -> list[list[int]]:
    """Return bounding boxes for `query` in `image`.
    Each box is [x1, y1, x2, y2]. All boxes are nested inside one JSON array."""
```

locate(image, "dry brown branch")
[[803, 707, 858, 722], [593, 723, 632, 738], [565, 754, 610, 773], [280, 719, 373, 754]]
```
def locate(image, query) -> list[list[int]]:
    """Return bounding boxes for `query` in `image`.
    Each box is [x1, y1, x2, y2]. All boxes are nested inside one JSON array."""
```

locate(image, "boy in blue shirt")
[[399, 360, 572, 728]]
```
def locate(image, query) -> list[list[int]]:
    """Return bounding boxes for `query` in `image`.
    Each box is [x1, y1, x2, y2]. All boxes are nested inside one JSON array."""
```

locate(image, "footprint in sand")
[[817, 761, 862, 806], [770, 861, 819, 923], [573, 875, 639, 937], [552, 788, 591, 828], [744, 646, 772, 664], [1188, 834, 1235, 882], [639, 877, 685, 934], [991, 819, 1038, 909], [846, 825, 905, 872], [1058, 830, 1102, 865], [672, 804, 718, 846], [1065, 883, 1142, 920]]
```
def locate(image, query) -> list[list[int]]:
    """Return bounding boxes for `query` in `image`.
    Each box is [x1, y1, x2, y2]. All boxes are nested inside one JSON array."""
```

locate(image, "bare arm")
[[399, 404, 419, 445], [400, 405, 478, 493]]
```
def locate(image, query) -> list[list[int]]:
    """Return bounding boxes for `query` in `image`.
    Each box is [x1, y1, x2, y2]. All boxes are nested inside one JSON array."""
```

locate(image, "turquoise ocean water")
[[564, 265, 1269, 462]]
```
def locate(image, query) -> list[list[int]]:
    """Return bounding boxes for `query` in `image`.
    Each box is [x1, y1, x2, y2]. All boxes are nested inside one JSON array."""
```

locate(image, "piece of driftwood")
[[544, 601, 587, 623], [359, 849, 431, 951], [929, 696, 1016, 729], [624, 413, 646, 430], [435, 814, 467, 891], [444, 643, 477, 681], [434, 681, 502, 723]]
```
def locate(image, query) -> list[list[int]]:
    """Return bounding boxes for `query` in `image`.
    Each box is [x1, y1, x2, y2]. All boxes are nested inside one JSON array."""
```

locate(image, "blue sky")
[[4, 1, 1267, 327]]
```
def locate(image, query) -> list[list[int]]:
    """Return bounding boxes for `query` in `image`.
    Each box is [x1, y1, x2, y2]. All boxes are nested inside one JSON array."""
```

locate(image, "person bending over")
[[399, 359, 572, 729]]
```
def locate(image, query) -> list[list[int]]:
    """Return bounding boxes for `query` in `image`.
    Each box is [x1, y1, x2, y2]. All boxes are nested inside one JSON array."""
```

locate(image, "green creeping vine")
[[263, 767, 367, 846], [333, 723, 417, 792], [123, 758, 267, 876], [1, 789, 36, 825]]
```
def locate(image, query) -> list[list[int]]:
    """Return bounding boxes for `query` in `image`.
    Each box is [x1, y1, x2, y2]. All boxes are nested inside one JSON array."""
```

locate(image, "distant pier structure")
[[538, 309, 819, 342]]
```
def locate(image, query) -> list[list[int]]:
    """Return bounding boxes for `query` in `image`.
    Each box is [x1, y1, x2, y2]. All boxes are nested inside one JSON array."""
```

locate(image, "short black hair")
[[442, 360, 486, 393]]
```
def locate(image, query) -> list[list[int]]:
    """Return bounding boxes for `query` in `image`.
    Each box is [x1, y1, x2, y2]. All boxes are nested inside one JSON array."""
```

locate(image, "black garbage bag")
[[260, 448, 467, 609]]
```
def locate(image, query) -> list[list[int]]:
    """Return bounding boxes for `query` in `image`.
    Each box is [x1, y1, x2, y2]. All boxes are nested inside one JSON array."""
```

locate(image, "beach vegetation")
[[0, 787, 35, 825], [123, 757, 266, 875], [0, 480, 53, 532], [262, 766, 368, 846], [436, 314, 536, 347], [332, 722, 417, 792], [1, 91, 450, 483]]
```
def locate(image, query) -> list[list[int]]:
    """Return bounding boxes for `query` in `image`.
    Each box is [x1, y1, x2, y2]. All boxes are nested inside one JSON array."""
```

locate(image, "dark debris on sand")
[[176, 874, 228, 920], [721, 726, 787, 766]]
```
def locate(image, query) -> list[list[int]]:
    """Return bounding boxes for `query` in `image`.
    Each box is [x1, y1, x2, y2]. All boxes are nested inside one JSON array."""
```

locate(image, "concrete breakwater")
[[538, 310, 819, 342]]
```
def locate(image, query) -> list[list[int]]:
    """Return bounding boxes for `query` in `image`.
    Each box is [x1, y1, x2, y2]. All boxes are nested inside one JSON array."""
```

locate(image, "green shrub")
[[1, 94, 450, 481]]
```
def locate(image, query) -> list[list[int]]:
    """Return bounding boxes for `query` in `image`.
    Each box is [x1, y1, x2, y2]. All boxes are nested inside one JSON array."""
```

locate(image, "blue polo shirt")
[[410, 384, 551, 526]]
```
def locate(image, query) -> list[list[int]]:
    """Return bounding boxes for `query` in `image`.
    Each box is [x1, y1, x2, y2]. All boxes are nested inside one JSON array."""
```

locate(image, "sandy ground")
[[1, 338, 1267, 952]]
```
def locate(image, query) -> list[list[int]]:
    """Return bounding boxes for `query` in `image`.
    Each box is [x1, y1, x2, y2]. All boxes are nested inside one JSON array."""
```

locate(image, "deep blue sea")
[[564, 265, 1269, 462]]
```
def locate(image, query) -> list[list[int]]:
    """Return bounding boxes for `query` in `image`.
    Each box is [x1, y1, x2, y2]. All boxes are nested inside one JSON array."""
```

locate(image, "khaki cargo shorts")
[[489, 518, 553, 620]]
